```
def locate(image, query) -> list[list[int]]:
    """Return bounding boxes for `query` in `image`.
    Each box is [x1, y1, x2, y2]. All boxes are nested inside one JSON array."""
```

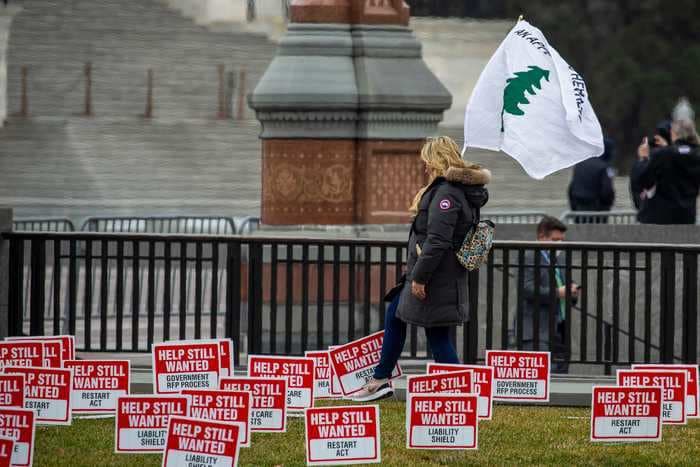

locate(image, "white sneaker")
[[350, 377, 394, 402]]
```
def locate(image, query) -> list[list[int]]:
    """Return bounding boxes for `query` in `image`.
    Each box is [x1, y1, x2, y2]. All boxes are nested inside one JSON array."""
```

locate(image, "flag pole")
[[518, 14, 524, 22]]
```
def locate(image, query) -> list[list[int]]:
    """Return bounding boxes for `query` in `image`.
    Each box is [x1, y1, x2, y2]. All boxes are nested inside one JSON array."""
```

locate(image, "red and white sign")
[[63, 360, 130, 414], [248, 355, 314, 411], [0, 343, 43, 372], [407, 393, 479, 449], [153, 341, 221, 394], [0, 436, 14, 467], [407, 371, 473, 396], [220, 377, 287, 432], [24, 340, 62, 368], [328, 331, 402, 396], [163, 416, 240, 467], [486, 350, 550, 401], [427, 364, 494, 420], [4, 367, 72, 425], [305, 351, 333, 399], [328, 346, 343, 398], [115, 395, 189, 453], [197, 339, 235, 378], [590, 386, 662, 442], [305, 405, 380, 466], [182, 389, 251, 448], [6, 335, 74, 362], [0, 407, 35, 467], [0, 375, 24, 408], [632, 364, 699, 418], [617, 369, 687, 425]]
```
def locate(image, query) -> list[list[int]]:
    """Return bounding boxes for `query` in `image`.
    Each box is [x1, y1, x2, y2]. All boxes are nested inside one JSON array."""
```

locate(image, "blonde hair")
[[672, 118, 699, 145], [408, 136, 480, 214]]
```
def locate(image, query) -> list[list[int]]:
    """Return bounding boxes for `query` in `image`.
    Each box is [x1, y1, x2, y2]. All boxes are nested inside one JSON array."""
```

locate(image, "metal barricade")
[[560, 210, 639, 225], [80, 216, 237, 235], [13, 218, 75, 232], [481, 211, 547, 224]]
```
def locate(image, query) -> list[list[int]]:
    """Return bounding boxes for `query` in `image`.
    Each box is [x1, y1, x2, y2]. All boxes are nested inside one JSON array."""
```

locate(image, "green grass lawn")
[[36, 401, 700, 466]]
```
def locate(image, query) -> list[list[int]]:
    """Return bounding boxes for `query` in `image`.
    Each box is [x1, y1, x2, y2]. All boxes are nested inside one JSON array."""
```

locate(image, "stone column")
[[0, 5, 21, 127], [250, 0, 450, 225]]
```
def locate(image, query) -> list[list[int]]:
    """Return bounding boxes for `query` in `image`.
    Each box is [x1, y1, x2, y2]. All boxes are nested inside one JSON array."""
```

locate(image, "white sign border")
[[64, 359, 131, 415], [152, 340, 222, 394], [113, 394, 191, 454], [4, 366, 73, 426], [486, 349, 551, 402], [406, 392, 480, 450], [631, 364, 700, 419], [161, 415, 241, 467], [219, 375, 288, 433], [426, 363, 495, 421], [304, 404, 381, 466], [247, 354, 315, 411], [589, 385, 663, 443], [617, 369, 687, 425]]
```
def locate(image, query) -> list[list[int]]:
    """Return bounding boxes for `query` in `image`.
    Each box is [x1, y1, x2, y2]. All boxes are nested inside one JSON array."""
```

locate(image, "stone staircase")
[[0, 0, 635, 225], [0, 118, 263, 221], [6, 0, 274, 119], [1, 0, 274, 223]]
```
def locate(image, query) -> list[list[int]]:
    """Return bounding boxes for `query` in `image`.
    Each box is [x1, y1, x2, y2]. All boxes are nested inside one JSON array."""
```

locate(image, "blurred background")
[[0, 0, 698, 225]]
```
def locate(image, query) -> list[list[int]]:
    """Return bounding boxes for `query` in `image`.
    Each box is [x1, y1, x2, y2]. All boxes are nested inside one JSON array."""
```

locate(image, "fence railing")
[[560, 210, 639, 225], [480, 211, 547, 224], [80, 216, 239, 235], [12, 218, 76, 232], [3, 232, 698, 370]]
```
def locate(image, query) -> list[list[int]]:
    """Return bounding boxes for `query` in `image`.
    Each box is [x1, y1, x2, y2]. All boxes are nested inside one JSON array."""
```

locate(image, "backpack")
[[455, 208, 495, 271]]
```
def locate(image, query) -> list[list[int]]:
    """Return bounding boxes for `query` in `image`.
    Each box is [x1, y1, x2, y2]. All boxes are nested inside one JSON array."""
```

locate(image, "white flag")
[[463, 20, 604, 180]]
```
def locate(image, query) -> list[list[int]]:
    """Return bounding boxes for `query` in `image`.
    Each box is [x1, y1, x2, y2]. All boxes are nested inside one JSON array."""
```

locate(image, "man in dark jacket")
[[630, 119, 700, 224], [518, 216, 579, 373], [567, 138, 616, 223]]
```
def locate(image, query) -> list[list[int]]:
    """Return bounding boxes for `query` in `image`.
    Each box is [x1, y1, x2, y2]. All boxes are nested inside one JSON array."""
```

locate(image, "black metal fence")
[[3, 232, 698, 371]]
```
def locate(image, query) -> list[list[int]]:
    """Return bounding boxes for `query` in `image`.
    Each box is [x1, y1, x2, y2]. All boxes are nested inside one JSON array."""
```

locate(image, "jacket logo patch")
[[439, 199, 452, 210]]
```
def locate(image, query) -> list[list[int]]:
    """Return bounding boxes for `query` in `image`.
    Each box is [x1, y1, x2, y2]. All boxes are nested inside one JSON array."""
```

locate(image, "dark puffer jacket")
[[630, 139, 700, 224], [396, 166, 490, 328]]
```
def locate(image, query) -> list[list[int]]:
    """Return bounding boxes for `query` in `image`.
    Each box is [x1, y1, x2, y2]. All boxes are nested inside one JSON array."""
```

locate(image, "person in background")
[[352, 136, 490, 402], [519, 216, 579, 373], [630, 119, 700, 224], [568, 137, 616, 223], [630, 120, 671, 211]]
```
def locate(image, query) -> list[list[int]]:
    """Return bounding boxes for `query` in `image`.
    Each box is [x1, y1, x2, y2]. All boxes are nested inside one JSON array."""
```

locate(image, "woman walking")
[[353, 136, 490, 402]]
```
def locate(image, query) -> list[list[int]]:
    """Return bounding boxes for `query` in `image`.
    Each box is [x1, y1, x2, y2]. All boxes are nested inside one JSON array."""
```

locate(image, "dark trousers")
[[374, 291, 460, 379], [520, 307, 569, 373]]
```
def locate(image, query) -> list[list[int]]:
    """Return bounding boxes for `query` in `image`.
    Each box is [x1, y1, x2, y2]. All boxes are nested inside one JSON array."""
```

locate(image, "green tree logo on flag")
[[501, 66, 550, 131]]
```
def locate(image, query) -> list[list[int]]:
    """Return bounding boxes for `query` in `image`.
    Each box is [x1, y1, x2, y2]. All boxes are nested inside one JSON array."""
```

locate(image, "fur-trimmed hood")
[[445, 166, 492, 186]]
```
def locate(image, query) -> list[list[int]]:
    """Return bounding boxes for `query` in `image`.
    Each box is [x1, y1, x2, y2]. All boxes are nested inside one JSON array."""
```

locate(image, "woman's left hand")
[[411, 280, 426, 300]]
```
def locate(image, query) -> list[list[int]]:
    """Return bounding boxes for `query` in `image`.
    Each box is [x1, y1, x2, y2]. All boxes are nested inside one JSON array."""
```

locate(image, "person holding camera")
[[630, 118, 700, 224], [518, 216, 579, 373]]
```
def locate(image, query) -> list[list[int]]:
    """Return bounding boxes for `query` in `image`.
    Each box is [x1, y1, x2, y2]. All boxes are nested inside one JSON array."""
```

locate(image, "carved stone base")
[[262, 139, 356, 224], [261, 138, 427, 225], [355, 139, 426, 224]]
